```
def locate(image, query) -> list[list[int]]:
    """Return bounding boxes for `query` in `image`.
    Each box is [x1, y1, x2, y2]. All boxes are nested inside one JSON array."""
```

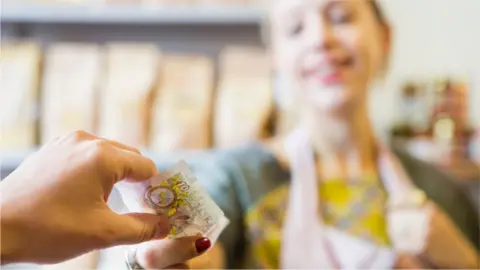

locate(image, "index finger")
[[136, 236, 211, 269], [113, 148, 159, 183]]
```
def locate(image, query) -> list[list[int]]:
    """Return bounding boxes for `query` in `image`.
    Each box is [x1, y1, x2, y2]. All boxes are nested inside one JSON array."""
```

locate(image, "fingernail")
[[195, 237, 211, 254]]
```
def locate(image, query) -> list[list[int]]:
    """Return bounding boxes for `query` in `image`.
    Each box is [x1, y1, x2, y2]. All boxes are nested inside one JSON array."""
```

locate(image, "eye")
[[281, 8, 305, 38], [286, 20, 304, 37], [328, 5, 355, 24]]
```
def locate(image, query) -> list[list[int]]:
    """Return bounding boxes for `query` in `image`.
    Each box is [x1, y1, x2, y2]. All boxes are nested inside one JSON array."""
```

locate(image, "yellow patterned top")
[[245, 174, 390, 269]]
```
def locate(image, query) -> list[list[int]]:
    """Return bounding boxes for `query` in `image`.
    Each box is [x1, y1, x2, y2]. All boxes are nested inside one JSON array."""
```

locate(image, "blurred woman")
[[6, 1, 477, 269], [37, 0, 478, 269], [123, 0, 479, 269]]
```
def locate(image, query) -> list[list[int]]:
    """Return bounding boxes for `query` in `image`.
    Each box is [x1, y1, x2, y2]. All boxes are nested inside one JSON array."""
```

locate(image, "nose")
[[305, 12, 334, 51]]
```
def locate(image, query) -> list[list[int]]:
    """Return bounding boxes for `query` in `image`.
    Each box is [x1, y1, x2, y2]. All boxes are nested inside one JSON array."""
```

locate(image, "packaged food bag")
[[150, 54, 214, 151], [214, 46, 274, 148], [117, 161, 229, 244], [99, 43, 159, 148], [0, 42, 41, 149], [41, 43, 101, 143]]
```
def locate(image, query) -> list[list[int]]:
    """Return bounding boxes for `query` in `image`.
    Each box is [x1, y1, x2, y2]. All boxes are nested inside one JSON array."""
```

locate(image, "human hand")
[[394, 253, 424, 269], [422, 203, 479, 268], [1, 131, 170, 265], [186, 243, 225, 269], [131, 236, 213, 269]]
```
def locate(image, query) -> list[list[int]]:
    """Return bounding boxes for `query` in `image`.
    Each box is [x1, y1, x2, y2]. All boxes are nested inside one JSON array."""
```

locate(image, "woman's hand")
[[422, 203, 479, 268], [394, 254, 424, 269], [1, 131, 170, 265], [135, 239, 225, 269], [187, 243, 225, 269], [134, 236, 215, 269]]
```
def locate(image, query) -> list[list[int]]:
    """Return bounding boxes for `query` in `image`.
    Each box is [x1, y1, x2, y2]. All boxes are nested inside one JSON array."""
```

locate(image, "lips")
[[317, 71, 343, 85], [301, 56, 353, 86]]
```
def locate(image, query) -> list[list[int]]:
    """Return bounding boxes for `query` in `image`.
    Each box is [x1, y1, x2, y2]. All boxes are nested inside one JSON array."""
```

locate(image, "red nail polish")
[[195, 238, 211, 254]]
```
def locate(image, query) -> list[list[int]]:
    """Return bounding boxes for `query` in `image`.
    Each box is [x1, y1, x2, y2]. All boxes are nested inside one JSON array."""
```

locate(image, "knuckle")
[[69, 130, 90, 141], [93, 139, 109, 150], [138, 222, 156, 243], [130, 146, 141, 154], [88, 140, 110, 166]]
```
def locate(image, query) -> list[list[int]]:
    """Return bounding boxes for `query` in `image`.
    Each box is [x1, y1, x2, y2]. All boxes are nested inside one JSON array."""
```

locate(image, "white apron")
[[280, 129, 431, 269]]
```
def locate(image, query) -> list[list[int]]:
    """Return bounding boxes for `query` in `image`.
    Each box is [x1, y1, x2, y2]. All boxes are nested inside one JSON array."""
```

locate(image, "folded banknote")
[[117, 161, 229, 244]]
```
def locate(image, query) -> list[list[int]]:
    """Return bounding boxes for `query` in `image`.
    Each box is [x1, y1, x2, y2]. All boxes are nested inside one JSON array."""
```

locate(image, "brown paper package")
[[98, 43, 159, 148], [214, 46, 273, 148], [0, 42, 42, 150], [150, 54, 214, 152], [41, 43, 102, 144]]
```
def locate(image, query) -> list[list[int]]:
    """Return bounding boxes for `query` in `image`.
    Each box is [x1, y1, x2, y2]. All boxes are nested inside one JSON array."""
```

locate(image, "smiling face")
[[271, 0, 390, 118]]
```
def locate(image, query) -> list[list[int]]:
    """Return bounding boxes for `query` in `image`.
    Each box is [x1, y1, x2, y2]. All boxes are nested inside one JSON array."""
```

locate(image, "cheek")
[[272, 31, 305, 76], [338, 27, 380, 82], [360, 40, 383, 81], [274, 42, 304, 78], [365, 39, 383, 79]]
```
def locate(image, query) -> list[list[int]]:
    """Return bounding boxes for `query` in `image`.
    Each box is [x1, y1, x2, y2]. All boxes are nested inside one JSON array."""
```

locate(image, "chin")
[[307, 86, 355, 118]]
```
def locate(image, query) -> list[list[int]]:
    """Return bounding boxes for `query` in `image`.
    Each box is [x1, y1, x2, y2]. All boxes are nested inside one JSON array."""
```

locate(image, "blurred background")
[[1, 0, 479, 184], [1, 0, 479, 269]]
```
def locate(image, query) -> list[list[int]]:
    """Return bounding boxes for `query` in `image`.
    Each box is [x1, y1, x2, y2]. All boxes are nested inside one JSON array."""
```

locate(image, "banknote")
[[117, 160, 229, 243]]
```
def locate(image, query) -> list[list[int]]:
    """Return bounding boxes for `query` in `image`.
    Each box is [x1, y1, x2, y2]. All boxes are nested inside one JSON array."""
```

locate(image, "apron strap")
[[281, 129, 331, 269]]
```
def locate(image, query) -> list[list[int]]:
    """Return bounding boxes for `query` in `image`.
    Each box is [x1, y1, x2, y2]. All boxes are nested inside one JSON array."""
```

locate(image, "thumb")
[[100, 212, 171, 247], [395, 254, 423, 269]]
